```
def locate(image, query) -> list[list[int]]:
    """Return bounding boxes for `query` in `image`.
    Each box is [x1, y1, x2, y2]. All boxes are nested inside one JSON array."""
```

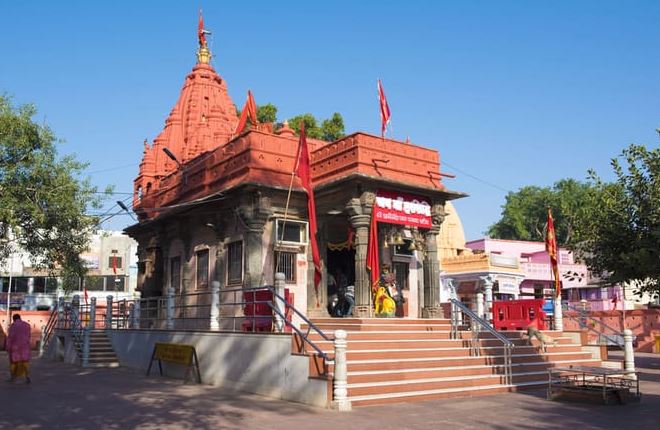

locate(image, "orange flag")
[[234, 90, 259, 136], [366, 203, 380, 291], [198, 10, 207, 47], [545, 208, 561, 298], [295, 121, 322, 303], [377, 79, 391, 138]]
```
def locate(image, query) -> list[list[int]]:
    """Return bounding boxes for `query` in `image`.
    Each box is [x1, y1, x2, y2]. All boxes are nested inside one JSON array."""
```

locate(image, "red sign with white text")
[[374, 190, 432, 228]]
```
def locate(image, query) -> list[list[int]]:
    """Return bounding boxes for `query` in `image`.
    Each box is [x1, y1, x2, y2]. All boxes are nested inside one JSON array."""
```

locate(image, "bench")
[[547, 365, 640, 405]]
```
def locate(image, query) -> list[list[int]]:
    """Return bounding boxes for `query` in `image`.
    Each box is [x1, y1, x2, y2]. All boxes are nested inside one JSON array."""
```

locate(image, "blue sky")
[[1, 1, 659, 240]]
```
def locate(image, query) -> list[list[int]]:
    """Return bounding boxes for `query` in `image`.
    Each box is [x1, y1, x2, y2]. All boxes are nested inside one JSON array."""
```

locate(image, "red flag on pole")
[[112, 254, 118, 275], [545, 208, 561, 298], [377, 79, 391, 138], [366, 203, 380, 291], [198, 10, 207, 47], [234, 90, 259, 136], [84, 287, 89, 305], [295, 121, 322, 302]]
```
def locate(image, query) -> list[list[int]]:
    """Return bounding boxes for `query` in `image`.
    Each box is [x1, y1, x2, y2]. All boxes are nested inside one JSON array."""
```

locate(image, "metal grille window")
[[170, 257, 181, 292], [276, 251, 296, 283], [196, 249, 209, 289], [227, 241, 243, 284]]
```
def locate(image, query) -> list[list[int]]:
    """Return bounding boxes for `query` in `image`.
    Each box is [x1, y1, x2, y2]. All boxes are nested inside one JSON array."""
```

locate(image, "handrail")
[[68, 303, 85, 349], [40, 304, 60, 355], [450, 298, 514, 385], [563, 303, 625, 349], [264, 285, 332, 362]]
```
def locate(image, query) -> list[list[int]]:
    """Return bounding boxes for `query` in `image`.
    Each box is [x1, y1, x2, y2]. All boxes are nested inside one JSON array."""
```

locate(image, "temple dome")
[[438, 201, 468, 258]]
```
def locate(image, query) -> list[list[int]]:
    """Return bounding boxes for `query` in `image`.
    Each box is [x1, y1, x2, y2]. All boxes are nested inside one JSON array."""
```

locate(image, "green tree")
[[487, 179, 597, 245], [287, 112, 345, 141], [0, 95, 105, 291], [257, 103, 277, 123], [577, 144, 660, 296], [321, 112, 345, 141]]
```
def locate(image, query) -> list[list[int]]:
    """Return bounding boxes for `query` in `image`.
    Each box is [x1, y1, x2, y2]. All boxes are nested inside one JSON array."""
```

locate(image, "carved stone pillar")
[[238, 192, 272, 289], [422, 204, 445, 318], [347, 195, 374, 318], [422, 225, 441, 318]]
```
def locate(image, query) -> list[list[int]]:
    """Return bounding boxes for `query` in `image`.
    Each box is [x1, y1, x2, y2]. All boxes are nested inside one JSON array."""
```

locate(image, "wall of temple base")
[[106, 330, 329, 407]]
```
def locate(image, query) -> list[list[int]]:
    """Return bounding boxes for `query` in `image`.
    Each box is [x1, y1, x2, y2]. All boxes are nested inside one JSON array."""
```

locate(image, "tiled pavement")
[[1, 351, 658, 430]]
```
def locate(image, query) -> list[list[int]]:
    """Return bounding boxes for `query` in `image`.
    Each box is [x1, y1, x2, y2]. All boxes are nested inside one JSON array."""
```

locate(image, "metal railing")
[[67, 302, 85, 351], [265, 285, 332, 361], [563, 303, 625, 349], [39, 304, 60, 356], [92, 284, 332, 361], [451, 298, 514, 385]]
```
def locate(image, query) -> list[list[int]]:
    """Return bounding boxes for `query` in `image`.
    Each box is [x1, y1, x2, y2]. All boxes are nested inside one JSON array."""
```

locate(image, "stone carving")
[[431, 203, 446, 227]]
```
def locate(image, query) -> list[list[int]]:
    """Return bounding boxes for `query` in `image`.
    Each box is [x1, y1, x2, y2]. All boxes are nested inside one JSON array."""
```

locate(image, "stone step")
[[305, 323, 453, 332], [348, 384, 509, 407], [326, 344, 584, 361], [86, 362, 120, 368], [345, 358, 602, 384], [311, 318, 452, 325]]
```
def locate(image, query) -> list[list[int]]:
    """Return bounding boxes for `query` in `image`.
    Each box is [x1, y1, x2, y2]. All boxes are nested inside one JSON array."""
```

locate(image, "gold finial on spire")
[[196, 9, 212, 64]]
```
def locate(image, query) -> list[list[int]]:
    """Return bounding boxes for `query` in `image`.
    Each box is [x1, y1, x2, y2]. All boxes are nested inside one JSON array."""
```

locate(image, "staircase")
[[304, 318, 600, 407], [85, 330, 120, 368]]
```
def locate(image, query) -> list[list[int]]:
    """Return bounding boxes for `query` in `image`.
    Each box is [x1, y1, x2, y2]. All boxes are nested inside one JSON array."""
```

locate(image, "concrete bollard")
[[332, 330, 351, 411], [166, 287, 175, 330], [72, 295, 81, 326], [57, 297, 65, 328], [105, 295, 113, 329], [476, 293, 485, 321], [89, 297, 97, 329], [480, 276, 494, 325], [210, 281, 220, 331], [554, 297, 563, 332], [82, 326, 90, 367], [133, 300, 141, 329], [273, 273, 286, 332], [624, 329, 636, 378], [39, 325, 47, 357]]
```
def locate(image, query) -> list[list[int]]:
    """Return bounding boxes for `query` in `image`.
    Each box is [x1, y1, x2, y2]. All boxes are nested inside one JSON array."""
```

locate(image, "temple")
[[126, 20, 466, 320]]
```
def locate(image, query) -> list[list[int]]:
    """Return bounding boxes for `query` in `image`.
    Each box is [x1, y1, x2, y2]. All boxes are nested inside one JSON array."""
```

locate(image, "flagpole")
[[277, 130, 304, 274]]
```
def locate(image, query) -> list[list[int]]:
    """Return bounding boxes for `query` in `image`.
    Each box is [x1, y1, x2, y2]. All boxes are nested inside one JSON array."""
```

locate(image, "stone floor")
[[0, 351, 659, 430]]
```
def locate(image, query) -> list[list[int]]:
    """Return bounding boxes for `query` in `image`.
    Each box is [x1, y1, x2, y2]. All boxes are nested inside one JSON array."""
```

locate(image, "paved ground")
[[0, 351, 659, 430]]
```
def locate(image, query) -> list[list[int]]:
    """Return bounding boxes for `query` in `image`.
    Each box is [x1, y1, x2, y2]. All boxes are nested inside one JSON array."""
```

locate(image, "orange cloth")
[[10, 361, 29, 378]]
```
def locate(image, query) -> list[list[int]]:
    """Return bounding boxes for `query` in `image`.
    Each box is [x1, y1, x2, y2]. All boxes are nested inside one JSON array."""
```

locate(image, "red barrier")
[[492, 299, 547, 331], [242, 289, 293, 332]]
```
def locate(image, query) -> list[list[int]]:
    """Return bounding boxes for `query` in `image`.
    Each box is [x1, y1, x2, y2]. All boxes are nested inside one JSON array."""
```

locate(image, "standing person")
[[6, 314, 31, 383]]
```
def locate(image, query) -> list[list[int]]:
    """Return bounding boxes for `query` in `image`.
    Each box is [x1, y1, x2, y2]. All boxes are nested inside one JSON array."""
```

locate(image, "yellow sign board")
[[152, 342, 195, 365], [147, 342, 201, 383]]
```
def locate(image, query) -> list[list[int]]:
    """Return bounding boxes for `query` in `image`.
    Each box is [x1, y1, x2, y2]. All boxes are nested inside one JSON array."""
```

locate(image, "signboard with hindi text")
[[374, 190, 432, 228], [146, 342, 201, 383]]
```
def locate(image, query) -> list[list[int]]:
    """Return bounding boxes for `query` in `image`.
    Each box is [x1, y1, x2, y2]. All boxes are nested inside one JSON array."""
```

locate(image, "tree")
[[576, 144, 660, 297], [0, 95, 104, 290], [239, 102, 346, 141], [321, 112, 345, 141], [257, 103, 277, 123], [287, 112, 345, 141], [487, 179, 597, 245]]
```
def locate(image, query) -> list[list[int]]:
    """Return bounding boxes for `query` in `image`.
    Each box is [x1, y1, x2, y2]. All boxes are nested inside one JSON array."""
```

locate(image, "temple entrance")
[[326, 247, 355, 317]]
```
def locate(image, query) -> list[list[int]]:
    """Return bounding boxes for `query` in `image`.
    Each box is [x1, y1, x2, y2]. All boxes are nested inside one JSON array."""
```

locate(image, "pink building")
[[465, 238, 622, 311]]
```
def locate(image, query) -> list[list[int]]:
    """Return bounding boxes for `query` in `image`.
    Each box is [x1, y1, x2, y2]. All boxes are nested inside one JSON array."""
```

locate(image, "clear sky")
[[1, 1, 659, 240]]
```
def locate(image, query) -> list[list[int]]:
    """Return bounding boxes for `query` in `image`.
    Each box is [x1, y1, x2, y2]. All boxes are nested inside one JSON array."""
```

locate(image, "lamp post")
[[162, 147, 187, 184]]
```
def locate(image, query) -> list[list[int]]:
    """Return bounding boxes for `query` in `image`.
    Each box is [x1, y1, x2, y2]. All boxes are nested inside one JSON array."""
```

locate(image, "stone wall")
[[106, 330, 329, 407]]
